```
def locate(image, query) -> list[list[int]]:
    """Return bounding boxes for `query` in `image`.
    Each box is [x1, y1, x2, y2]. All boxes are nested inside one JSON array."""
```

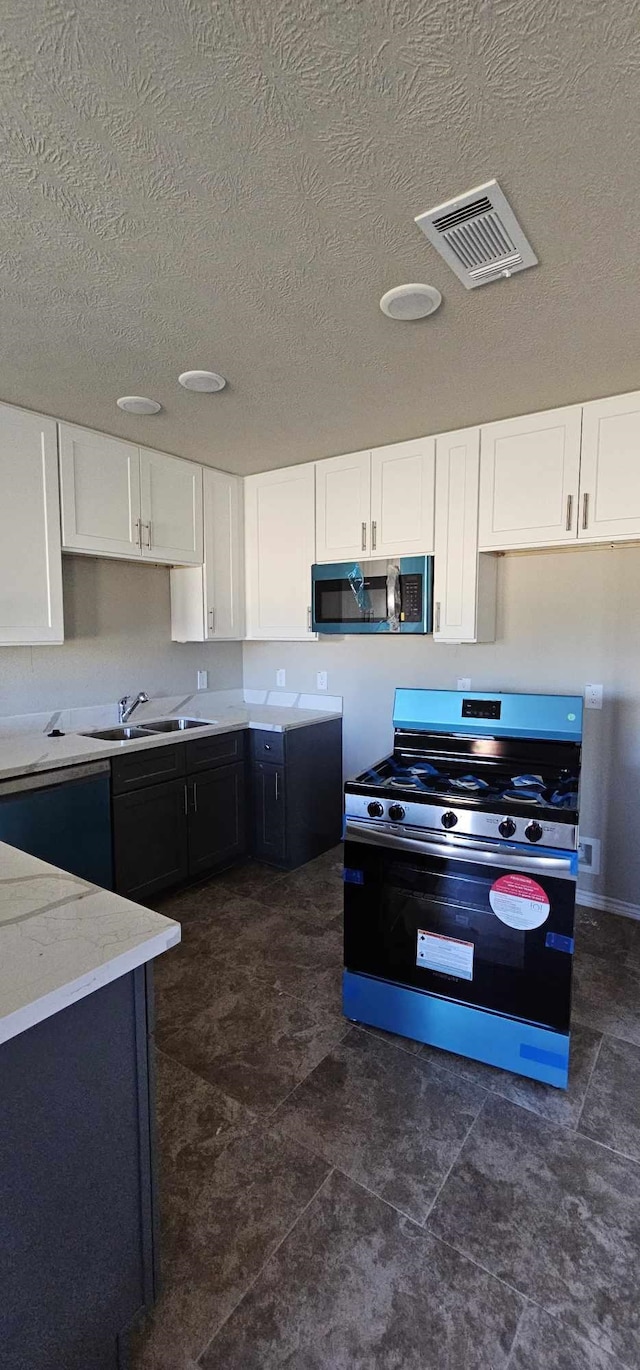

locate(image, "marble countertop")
[[0, 696, 342, 783], [0, 840, 180, 1045]]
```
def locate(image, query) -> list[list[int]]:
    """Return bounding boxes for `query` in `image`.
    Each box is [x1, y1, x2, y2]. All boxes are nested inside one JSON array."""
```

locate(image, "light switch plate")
[[276, 669, 286, 688], [317, 671, 328, 691], [578, 835, 601, 874], [197, 670, 208, 691], [584, 683, 603, 710], [457, 677, 471, 691]]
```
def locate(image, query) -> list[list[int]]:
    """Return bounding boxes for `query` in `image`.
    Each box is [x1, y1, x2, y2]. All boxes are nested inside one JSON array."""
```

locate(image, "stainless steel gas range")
[[342, 688, 583, 1088]]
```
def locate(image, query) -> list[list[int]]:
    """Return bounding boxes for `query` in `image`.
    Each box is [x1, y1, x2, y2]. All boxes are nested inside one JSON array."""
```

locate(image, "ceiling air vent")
[[415, 180, 538, 289]]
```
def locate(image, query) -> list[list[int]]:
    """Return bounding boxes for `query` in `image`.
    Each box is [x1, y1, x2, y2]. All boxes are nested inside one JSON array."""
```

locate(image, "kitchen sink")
[[83, 725, 151, 741], [139, 717, 213, 732]]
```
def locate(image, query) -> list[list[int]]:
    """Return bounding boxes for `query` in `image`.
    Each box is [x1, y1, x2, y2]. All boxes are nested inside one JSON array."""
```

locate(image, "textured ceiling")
[[1, 0, 639, 474]]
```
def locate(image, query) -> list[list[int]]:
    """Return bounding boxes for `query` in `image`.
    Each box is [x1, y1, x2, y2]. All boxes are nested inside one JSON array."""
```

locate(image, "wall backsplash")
[[243, 543, 640, 910], [0, 555, 243, 715]]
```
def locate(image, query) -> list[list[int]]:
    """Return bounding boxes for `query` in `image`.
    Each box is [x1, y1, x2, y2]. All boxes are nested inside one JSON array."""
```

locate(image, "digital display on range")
[[461, 698, 502, 720]]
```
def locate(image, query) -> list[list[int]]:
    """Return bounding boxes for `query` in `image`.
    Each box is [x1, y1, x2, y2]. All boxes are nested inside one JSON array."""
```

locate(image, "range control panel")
[[344, 791, 578, 853]]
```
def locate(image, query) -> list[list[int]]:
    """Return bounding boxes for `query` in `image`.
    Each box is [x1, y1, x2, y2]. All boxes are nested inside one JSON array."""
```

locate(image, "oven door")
[[344, 821, 576, 1033]]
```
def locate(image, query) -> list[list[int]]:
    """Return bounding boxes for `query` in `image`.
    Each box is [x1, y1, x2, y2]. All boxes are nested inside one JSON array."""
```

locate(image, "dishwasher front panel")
[[0, 765, 113, 889]]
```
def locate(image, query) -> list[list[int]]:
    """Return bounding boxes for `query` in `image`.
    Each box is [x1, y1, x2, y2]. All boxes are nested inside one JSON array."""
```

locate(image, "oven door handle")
[[344, 818, 577, 880]]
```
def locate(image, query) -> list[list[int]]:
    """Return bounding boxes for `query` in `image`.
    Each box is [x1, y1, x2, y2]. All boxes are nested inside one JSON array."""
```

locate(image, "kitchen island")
[[0, 840, 180, 1370]]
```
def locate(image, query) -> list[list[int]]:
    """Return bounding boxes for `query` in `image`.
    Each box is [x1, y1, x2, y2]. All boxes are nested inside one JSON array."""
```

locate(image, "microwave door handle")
[[344, 819, 576, 880], [386, 563, 401, 630]]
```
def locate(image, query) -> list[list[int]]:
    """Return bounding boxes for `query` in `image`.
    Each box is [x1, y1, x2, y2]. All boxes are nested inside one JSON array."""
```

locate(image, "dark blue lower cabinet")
[[0, 967, 157, 1370]]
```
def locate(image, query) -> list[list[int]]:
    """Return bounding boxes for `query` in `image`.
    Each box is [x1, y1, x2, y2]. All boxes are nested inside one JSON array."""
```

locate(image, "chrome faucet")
[[118, 691, 149, 725]]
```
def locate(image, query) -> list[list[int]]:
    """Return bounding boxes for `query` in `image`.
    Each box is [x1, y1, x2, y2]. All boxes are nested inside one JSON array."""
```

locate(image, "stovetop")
[[350, 754, 579, 820]]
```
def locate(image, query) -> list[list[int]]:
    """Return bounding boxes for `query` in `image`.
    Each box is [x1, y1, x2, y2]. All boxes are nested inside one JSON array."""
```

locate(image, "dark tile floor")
[[132, 850, 640, 1369]]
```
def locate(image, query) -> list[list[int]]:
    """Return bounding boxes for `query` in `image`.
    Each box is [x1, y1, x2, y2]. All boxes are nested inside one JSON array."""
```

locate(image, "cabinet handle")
[[361, 521, 367, 552], [264, 742, 271, 751], [146, 521, 152, 549], [565, 494, 573, 532], [192, 781, 198, 813], [307, 605, 312, 632], [582, 493, 589, 530], [435, 601, 441, 634], [371, 520, 377, 551], [208, 607, 215, 633], [135, 517, 142, 549], [275, 771, 279, 801], [183, 784, 188, 816]]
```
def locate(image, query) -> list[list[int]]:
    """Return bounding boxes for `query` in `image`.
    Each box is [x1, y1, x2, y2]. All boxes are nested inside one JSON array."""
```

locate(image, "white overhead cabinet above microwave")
[[314, 438, 435, 562], [478, 391, 640, 550], [59, 424, 203, 565]]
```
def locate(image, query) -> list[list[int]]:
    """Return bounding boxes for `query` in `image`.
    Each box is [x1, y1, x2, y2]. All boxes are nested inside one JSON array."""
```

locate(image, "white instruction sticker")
[[416, 929, 474, 981]]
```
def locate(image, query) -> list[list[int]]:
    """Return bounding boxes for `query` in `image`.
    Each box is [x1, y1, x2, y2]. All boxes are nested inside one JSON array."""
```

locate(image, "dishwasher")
[[0, 760, 113, 889]]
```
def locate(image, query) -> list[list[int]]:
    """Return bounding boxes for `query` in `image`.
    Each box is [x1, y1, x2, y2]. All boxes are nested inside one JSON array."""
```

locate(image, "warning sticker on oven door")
[[416, 930, 474, 980], [489, 874, 550, 930]]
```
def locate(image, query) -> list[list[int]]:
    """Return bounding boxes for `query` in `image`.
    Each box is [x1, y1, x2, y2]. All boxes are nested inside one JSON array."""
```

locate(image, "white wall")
[[243, 544, 640, 908], [0, 554, 242, 714]]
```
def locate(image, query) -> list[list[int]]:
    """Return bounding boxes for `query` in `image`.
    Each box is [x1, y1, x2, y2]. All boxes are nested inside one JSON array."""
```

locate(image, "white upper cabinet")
[[315, 450, 370, 562], [478, 406, 582, 550], [370, 437, 435, 558], [315, 438, 435, 562], [59, 428, 203, 565], [579, 391, 640, 541], [171, 467, 244, 641], [140, 449, 203, 565], [59, 425, 141, 558], [0, 403, 63, 645], [434, 427, 496, 644], [245, 463, 316, 639]]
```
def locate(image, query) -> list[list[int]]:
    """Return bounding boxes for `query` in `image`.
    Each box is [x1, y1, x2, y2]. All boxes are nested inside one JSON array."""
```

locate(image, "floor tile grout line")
[[420, 1093, 490, 1228], [194, 1167, 337, 1366], [573, 1032, 605, 1132]]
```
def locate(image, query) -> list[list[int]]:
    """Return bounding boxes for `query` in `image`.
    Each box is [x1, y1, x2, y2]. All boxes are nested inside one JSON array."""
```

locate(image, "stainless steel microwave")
[[311, 556, 433, 634]]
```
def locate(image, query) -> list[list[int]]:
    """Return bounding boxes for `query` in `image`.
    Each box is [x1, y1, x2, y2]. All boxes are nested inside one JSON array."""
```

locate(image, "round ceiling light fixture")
[[116, 395, 162, 415], [379, 283, 442, 321], [178, 370, 226, 392]]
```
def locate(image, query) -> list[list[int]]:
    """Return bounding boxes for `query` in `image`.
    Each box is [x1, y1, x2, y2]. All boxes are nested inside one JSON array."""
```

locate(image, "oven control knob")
[[367, 801, 384, 818], [388, 804, 405, 822], [525, 821, 544, 843], [441, 810, 458, 830], [499, 818, 517, 838]]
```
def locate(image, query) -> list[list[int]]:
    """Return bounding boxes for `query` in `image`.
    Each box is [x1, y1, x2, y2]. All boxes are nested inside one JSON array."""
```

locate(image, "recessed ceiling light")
[[116, 395, 162, 415], [178, 370, 226, 392], [379, 283, 442, 320]]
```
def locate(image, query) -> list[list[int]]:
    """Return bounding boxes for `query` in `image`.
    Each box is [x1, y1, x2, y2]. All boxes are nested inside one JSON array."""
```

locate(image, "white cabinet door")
[[140, 449, 203, 565], [0, 403, 63, 645], [370, 437, 435, 557], [315, 450, 371, 562], [245, 463, 316, 639], [171, 468, 245, 641], [579, 391, 640, 541], [59, 424, 142, 557], [479, 406, 582, 549], [434, 427, 496, 643]]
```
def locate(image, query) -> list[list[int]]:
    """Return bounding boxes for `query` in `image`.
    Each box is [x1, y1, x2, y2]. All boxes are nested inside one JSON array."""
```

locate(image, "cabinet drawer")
[[249, 730, 285, 765], [111, 743, 186, 795], [186, 729, 246, 773]]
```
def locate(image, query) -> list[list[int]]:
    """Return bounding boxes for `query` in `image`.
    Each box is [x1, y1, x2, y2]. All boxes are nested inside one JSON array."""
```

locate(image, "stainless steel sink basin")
[[140, 717, 212, 732], [83, 725, 151, 741]]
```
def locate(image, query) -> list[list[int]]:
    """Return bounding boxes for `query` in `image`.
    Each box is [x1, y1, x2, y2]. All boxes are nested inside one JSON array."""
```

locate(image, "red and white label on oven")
[[489, 874, 550, 930], [417, 929, 474, 980]]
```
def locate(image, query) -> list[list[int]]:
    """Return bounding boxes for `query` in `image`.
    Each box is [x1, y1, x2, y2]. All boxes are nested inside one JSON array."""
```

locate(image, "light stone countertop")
[[0, 840, 181, 1045], [0, 698, 342, 783]]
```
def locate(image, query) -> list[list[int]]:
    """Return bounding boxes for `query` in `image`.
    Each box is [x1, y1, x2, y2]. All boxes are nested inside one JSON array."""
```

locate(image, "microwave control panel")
[[399, 574, 423, 623]]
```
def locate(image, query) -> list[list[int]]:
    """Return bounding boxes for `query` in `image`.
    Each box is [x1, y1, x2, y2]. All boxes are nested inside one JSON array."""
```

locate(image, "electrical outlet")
[[197, 670, 208, 691], [584, 683, 603, 710], [317, 670, 328, 691], [578, 835, 601, 875], [276, 669, 286, 688], [457, 677, 471, 691]]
